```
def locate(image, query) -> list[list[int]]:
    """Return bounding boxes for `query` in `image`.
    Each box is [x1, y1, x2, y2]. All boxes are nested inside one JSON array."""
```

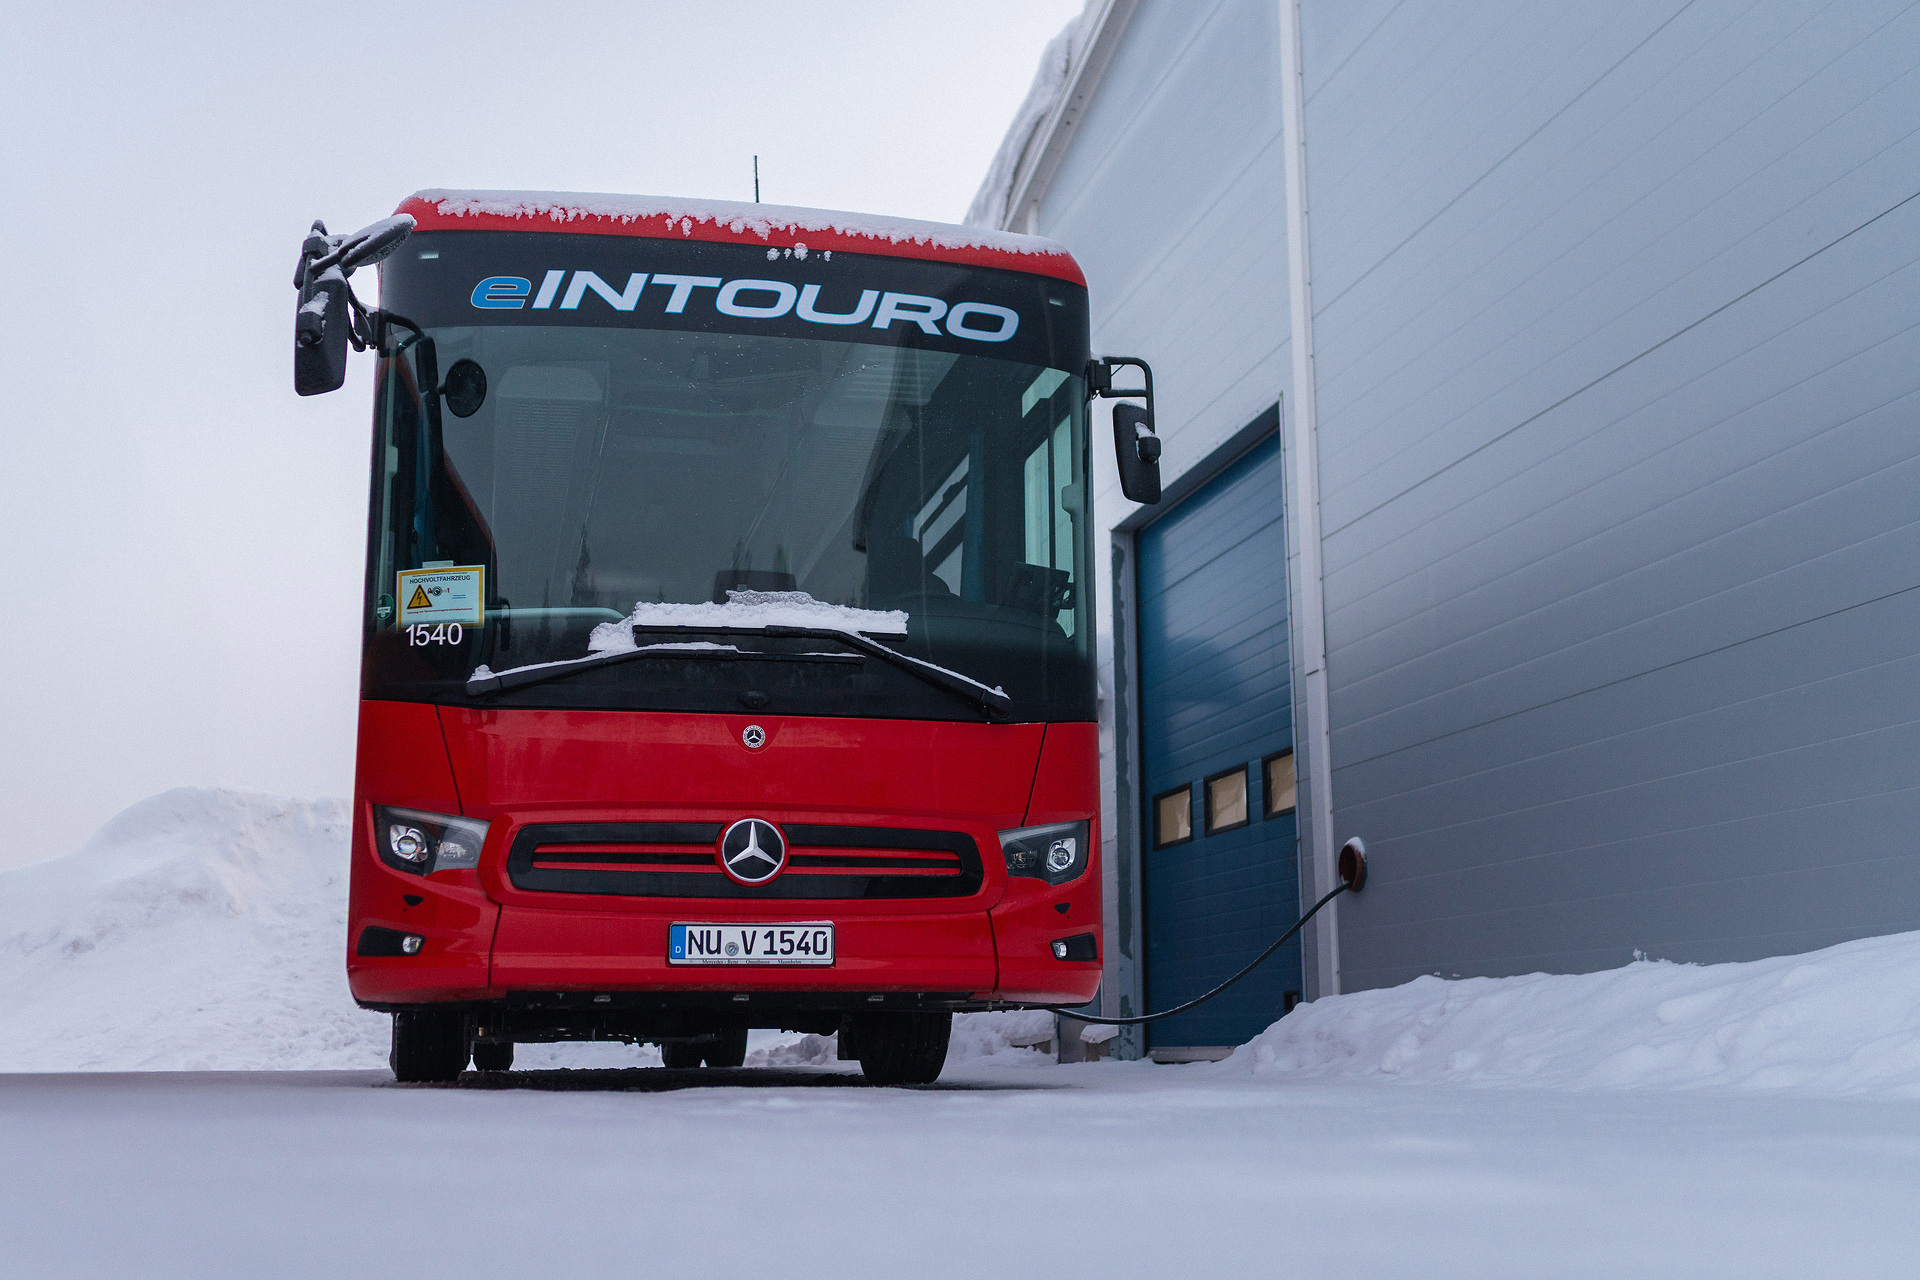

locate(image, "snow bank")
[[1225, 931, 1920, 1097], [748, 1010, 1057, 1071], [946, 1008, 1058, 1063], [964, 2, 1099, 229], [0, 788, 387, 1071]]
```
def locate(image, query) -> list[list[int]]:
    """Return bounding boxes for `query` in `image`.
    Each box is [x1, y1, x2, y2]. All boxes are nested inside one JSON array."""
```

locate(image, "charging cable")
[[1041, 839, 1366, 1027]]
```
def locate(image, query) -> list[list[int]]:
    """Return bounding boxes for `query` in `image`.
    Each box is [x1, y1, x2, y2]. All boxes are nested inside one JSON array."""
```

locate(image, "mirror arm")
[[300, 214, 416, 280], [345, 287, 377, 352], [1087, 356, 1154, 406]]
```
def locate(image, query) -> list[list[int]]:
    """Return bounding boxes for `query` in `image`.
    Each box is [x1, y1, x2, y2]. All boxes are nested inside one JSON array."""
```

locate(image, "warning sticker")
[[396, 565, 484, 627]]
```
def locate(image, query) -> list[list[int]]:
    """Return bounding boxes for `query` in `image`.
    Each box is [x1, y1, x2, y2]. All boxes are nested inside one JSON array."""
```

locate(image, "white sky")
[[0, 1, 1077, 869]]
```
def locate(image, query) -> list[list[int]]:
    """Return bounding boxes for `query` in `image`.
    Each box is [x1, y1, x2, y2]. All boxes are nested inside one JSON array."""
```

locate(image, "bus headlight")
[[998, 820, 1090, 886], [372, 806, 490, 875]]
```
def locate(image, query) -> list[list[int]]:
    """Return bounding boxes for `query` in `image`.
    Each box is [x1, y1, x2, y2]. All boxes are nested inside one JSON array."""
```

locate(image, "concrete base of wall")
[[1148, 1046, 1235, 1063]]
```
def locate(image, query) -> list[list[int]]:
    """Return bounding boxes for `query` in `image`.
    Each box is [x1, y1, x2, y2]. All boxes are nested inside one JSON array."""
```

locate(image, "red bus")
[[293, 191, 1160, 1083]]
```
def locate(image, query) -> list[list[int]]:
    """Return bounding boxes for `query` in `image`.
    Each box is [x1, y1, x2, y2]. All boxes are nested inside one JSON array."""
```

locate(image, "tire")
[[662, 1027, 749, 1069], [471, 1040, 514, 1073], [853, 1012, 951, 1086], [390, 1011, 469, 1083]]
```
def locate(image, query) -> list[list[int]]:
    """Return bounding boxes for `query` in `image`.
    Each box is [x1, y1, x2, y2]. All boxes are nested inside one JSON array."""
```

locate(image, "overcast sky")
[[0, 1, 1078, 869]]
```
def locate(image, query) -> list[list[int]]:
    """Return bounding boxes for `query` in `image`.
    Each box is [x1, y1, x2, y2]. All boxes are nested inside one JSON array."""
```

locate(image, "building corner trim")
[[1002, 0, 1143, 230], [1277, 0, 1340, 997]]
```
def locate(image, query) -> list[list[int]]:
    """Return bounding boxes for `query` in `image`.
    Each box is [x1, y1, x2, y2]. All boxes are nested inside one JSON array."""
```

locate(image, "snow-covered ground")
[[5, 1066, 1918, 1279], [5, 789, 1920, 1276]]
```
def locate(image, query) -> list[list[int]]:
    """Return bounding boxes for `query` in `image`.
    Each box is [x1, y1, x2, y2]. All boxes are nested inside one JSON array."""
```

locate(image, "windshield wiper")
[[464, 641, 859, 697], [464, 625, 1012, 720], [758, 625, 1011, 720]]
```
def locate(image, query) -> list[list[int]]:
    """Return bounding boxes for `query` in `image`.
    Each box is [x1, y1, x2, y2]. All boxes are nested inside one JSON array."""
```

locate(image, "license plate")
[[669, 922, 835, 966]]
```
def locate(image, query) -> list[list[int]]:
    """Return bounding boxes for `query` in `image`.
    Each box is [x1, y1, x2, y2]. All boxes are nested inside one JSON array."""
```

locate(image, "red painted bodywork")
[[348, 703, 1102, 1008], [347, 702, 497, 1002], [396, 191, 1089, 286]]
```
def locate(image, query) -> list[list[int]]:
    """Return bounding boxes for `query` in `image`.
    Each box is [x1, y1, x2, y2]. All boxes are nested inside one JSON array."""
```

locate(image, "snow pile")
[[589, 590, 908, 651], [0, 789, 388, 1072], [1227, 931, 1920, 1097], [748, 1033, 840, 1069], [746, 1011, 1059, 1071], [964, 2, 1099, 229], [947, 1008, 1058, 1063], [414, 190, 1072, 261]]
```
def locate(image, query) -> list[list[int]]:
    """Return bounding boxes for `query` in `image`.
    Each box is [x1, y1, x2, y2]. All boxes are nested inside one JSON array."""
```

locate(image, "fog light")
[[1051, 933, 1098, 961], [400, 935, 423, 955], [1044, 837, 1077, 873]]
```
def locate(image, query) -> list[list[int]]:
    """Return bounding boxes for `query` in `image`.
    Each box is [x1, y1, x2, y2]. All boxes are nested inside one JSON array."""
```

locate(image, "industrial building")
[[971, 0, 1920, 1059]]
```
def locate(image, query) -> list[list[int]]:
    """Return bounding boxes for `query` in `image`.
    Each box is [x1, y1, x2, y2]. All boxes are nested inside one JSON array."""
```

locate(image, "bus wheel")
[[390, 1011, 469, 1083], [661, 1040, 704, 1068], [853, 1012, 951, 1086], [471, 1040, 514, 1073]]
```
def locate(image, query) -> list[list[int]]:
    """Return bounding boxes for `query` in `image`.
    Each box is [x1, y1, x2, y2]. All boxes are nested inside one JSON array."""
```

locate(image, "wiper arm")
[[464, 626, 1012, 720], [759, 625, 1011, 720], [464, 640, 860, 698]]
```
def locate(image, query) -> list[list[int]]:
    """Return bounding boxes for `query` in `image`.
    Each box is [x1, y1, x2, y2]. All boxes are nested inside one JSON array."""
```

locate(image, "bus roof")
[[396, 190, 1087, 287]]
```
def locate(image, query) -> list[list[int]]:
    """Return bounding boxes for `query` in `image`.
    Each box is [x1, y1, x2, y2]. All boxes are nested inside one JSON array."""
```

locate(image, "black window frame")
[[1151, 783, 1194, 850], [1262, 748, 1298, 819], [1203, 764, 1252, 836]]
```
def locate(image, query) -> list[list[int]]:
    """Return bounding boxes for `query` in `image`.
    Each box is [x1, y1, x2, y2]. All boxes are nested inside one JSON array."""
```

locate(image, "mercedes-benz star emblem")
[[718, 818, 787, 885], [741, 724, 767, 749]]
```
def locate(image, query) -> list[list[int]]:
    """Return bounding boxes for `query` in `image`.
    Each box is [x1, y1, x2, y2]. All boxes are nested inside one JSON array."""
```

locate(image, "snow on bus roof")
[[398, 189, 1087, 286]]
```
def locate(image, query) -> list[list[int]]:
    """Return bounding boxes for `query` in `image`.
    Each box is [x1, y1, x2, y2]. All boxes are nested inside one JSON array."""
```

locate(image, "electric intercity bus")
[[293, 191, 1161, 1083]]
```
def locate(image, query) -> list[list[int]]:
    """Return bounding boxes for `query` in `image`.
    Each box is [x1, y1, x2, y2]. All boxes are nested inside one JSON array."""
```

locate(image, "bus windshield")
[[363, 233, 1094, 722]]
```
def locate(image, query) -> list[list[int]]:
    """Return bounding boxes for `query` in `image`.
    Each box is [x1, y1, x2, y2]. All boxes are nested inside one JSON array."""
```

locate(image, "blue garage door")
[[1138, 431, 1298, 1049]]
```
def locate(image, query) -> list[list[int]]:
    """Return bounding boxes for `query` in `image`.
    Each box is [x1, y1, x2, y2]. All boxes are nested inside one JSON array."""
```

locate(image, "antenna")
[[753, 155, 760, 203]]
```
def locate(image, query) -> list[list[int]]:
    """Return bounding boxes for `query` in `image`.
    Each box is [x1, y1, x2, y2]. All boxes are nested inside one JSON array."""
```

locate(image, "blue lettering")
[[470, 276, 531, 309]]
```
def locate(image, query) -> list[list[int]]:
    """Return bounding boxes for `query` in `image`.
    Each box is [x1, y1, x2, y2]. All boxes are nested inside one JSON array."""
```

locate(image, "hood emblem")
[[719, 818, 787, 885], [742, 724, 767, 749]]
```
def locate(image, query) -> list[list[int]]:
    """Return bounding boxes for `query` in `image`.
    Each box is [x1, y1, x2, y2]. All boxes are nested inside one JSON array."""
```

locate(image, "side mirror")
[[1090, 355, 1162, 504], [294, 271, 350, 396], [292, 214, 413, 397], [1113, 403, 1162, 504]]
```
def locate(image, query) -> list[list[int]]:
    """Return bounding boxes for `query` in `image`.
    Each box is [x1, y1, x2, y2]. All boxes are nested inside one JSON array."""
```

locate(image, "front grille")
[[505, 823, 984, 899]]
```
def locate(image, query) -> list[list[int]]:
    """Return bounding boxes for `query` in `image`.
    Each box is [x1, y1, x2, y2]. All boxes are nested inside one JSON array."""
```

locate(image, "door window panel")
[[1205, 767, 1250, 834], [1263, 750, 1297, 818], [1154, 786, 1192, 848]]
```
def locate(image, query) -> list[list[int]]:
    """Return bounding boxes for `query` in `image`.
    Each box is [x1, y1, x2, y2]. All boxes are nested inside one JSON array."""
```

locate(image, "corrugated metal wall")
[[1302, 0, 1920, 986]]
